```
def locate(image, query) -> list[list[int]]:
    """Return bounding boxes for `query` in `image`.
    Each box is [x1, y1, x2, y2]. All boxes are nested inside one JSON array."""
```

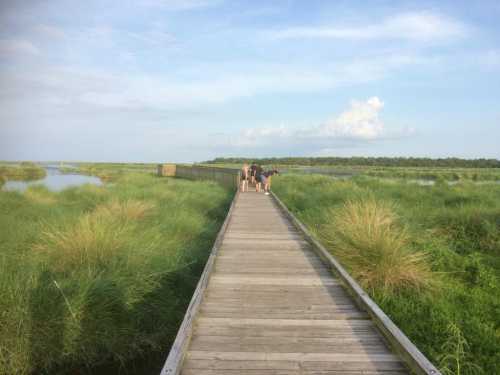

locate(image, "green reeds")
[[0, 162, 46, 181], [0, 173, 232, 374], [273, 173, 500, 374]]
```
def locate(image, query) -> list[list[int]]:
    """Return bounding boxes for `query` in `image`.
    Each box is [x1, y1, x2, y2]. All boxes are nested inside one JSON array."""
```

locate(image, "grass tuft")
[[33, 211, 127, 273], [96, 199, 154, 221], [24, 186, 57, 205], [320, 198, 433, 293]]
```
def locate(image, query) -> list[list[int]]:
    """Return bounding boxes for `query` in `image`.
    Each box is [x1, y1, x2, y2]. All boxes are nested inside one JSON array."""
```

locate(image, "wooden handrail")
[[271, 191, 441, 375], [159, 191, 239, 375]]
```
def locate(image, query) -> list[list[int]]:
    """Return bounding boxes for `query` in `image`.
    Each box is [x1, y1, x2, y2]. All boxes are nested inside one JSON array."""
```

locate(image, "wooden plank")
[[193, 327, 381, 339], [186, 351, 401, 362], [189, 338, 390, 354], [182, 358, 407, 372], [209, 275, 339, 286], [196, 317, 374, 328], [199, 311, 369, 320], [200, 302, 362, 311]]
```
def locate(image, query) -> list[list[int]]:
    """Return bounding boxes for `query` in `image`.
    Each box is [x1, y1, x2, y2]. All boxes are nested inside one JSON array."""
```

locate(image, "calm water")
[[3, 165, 102, 192]]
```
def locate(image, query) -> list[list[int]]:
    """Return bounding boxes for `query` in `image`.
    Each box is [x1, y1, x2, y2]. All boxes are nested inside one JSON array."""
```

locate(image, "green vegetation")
[[0, 173, 232, 375], [0, 162, 46, 181], [359, 166, 500, 181], [207, 156, 500, 168], [204, 158, 500, 181], [320, 198, 433, 293], [273, 174, 500, 374], [60, 162, 158, 182]]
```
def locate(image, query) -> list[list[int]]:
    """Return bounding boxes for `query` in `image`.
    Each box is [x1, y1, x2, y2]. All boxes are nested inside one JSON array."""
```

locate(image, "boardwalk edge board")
[[160, 191, 240, 375], [270, 191, 441, 375]]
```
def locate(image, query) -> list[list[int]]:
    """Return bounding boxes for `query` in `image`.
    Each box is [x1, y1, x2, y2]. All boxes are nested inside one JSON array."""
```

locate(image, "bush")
[[320, 198, 433, 293]]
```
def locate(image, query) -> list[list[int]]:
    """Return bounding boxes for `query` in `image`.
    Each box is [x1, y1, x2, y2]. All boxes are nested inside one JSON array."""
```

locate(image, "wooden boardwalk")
[[174, 191, 410, 374]]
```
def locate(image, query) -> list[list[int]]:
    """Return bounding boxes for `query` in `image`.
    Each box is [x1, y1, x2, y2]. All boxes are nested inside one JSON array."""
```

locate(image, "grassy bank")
[[60, 163, 157, 182], [273, 175, 500, 374], [0, 162, 46, 181], [204, 161, 500, 182], [0, 173, 232, 375]]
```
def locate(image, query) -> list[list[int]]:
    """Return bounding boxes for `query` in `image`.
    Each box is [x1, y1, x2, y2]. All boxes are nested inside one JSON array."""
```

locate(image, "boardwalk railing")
[[271, 192, 441, 375], [157, 164, 240, 190], [160, 192, 240, 375]]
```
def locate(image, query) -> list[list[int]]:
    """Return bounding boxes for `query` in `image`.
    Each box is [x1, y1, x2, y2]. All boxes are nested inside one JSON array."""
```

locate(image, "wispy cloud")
[[482, 49, 500, 69], [35, 25, 66, 40], [0, 39, 40, 57], [140, 0, 223, 11], [0, 53, 428, 114], [269, 12, 468, 42]]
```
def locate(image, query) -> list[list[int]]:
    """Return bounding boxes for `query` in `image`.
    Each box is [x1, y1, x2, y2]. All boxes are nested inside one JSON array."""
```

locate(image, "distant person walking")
[[262, 169, 279, 195], [254, 164, 263, 192], [240, 163, 249, 192], [250, 163, 257, 185]]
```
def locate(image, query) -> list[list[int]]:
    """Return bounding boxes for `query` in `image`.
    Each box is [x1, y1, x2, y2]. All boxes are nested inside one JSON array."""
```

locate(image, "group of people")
[[240, 163, 279, 195]]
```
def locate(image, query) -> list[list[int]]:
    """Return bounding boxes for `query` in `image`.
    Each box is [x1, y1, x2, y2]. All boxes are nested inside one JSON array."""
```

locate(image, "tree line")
[[205, 157, 500, 168]]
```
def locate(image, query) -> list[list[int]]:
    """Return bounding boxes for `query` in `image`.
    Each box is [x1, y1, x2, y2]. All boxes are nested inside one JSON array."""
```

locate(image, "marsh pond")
[[2, 164, 102, 191]]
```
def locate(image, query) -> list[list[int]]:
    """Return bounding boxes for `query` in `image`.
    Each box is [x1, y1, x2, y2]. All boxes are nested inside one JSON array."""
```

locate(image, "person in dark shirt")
[[254, 165, 263, 192], [250, 163, 257, 185], [262, 169, 279, 195]]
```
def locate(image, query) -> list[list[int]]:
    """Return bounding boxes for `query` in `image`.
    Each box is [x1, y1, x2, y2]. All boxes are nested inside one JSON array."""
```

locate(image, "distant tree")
[[203, 157, 500, 168]]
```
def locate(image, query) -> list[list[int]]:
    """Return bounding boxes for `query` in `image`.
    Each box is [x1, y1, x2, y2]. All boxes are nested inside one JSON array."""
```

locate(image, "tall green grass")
[[0, 162, 46, 181], [0, 174, 232, 374], [273, 174, 500, 374]]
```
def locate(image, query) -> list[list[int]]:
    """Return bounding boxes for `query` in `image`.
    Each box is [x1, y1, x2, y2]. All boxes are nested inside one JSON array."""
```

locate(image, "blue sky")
[[1, 0, 499, 162]]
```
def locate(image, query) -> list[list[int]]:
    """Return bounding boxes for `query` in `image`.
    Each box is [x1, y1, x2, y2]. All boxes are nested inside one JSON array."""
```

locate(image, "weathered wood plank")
[[209, 275, 339, 286], [186, 351, 401, 362], [182, 358, 408, 372]]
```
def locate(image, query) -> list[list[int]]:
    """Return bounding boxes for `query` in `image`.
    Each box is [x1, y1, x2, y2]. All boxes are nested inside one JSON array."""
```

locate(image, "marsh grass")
[[438, 323, 482, 375], [321, 198, 433, 293], [24, 186, 57, 205], [0, 162, 46, 181], [273, 174, 500, 374], [0, 173, 232, 375]]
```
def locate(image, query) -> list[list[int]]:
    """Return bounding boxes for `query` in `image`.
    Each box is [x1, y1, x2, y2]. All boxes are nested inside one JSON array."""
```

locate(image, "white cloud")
[[233, 124, 290, 147], [482, 49, 500, 69], [35, 25, 66, 39], [0, 39, 40, 57], [0, 51, 431, 116], [231, 97, 412, 150], [305, 97, 385, 140], [269, 12, 468, 42], [140, 0, 223, 10], [125, 29, 176, 46]]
